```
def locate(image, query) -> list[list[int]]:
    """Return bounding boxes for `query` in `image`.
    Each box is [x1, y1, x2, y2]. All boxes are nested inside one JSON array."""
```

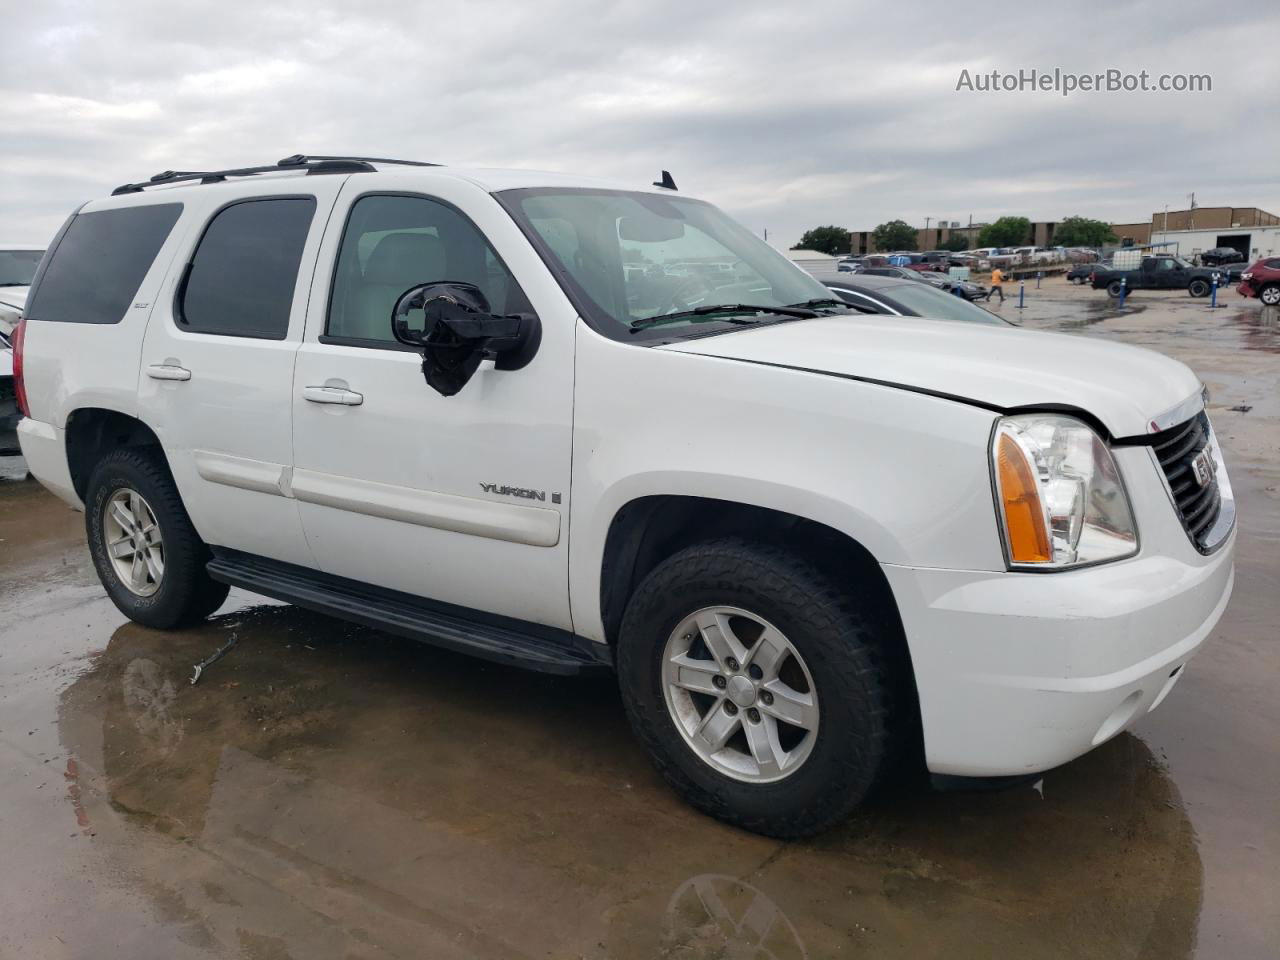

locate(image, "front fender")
[[567, 330, 1004, 642]]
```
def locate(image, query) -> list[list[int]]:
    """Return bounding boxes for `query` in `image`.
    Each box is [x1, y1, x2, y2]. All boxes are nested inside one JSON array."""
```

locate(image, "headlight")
[[991, 414, 1138, 569]]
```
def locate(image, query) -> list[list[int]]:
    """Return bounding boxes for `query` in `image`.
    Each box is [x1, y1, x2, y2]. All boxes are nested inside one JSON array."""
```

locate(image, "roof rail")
[[277, 154, 441, 168], [110, 156, 389, 197]]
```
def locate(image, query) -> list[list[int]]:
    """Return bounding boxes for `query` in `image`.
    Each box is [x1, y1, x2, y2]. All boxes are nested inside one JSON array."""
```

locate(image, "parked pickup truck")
[[1090, 256, 1232, 298], [14, 155, 1236, 838]]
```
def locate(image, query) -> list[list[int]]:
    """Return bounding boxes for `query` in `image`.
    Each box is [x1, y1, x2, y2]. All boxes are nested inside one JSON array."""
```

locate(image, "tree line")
[[791, 216, 1118, 256]]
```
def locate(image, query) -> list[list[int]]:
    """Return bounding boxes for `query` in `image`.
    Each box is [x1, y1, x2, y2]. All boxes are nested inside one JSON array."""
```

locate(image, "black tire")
[[1259, 283, 1280, 306], [1188, 279, 1210, 298], [616, 539, 894, 838], [86, 447, 229, 629], [1106, 280, 1125, 298]]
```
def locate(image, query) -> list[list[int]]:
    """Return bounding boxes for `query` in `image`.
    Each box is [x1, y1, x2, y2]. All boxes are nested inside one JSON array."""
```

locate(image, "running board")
[[206, 549, 612, 676]]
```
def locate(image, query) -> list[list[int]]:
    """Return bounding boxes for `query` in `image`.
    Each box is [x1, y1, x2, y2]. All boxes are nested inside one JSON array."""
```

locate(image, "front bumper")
[[882, 445, 1236, 777], [1237, 281, 1257, 298]]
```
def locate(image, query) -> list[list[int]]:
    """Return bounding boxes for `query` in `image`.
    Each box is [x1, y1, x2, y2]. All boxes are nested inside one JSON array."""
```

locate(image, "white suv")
[[14, 156, 1236, 836]]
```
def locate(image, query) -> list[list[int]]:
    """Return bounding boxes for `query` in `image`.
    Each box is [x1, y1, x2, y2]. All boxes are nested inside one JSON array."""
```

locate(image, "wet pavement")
[[1, 281, 1277, 959]]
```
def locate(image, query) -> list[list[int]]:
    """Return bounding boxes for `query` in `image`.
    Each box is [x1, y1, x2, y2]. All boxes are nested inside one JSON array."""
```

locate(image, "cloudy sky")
[[3, 0, 1278, 249]]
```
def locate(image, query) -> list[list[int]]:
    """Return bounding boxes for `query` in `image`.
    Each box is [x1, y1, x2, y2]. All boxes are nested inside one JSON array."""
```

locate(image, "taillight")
[[12, 316, 28, 418]]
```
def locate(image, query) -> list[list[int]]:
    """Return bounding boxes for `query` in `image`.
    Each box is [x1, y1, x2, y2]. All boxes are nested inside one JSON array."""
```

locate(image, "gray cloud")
[[2, 0, 1278, 247]]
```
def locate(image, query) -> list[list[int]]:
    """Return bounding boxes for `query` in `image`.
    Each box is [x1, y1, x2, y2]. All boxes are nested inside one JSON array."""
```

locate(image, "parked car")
[[14, 155, 1236, 838], [815, 273, 1008, 325], [1237, 257, 1280, 305], [1066, 263, 1103, 284], [1198, 247, 1246, 267], [1090, 255, 1232, 298], [915, 269, 988, 301], [0, 245, 44, 456]]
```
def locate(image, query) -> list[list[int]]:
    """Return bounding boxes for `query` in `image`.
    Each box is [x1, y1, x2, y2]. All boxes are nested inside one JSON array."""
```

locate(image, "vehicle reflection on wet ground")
[[1, 285, 1276, 958]]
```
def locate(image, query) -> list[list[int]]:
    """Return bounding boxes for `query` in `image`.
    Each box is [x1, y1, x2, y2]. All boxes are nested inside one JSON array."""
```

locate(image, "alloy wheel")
[[103, 488, 164, 597], [662, 606, 819, 783]]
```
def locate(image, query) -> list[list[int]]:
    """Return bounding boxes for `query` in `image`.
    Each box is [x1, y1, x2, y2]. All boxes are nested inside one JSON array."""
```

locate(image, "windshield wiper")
[[630, 303, 818, 333], [787, 298, 849, 312]]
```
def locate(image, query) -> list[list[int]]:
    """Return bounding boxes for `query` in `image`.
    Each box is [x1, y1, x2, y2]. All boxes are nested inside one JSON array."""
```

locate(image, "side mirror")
[[391, 282, 541, 397]]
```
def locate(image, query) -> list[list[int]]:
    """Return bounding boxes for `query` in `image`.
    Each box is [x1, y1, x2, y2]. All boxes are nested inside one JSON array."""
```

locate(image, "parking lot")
[[1, 280, 1276, 959]]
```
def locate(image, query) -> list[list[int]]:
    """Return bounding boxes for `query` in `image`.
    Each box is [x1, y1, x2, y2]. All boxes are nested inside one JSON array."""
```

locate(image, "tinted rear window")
[[25, 204, 183, 324], [178, 197, 316, 339]]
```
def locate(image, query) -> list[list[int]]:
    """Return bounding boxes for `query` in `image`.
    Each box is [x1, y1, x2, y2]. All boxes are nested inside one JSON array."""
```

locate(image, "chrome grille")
[[1150, 412, 1221, 550]]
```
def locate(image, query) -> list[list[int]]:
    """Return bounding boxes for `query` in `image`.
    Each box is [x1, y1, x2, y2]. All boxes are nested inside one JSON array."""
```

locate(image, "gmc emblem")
[[1191, 450, 1214, 488]]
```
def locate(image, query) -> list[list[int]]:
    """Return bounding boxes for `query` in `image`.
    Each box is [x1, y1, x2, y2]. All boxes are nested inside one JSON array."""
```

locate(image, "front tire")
[[86, 447, 229, 629], [1188, 279, 1211, 298], [617, 539, 894, 837], [1259, 283, 1280, 306]]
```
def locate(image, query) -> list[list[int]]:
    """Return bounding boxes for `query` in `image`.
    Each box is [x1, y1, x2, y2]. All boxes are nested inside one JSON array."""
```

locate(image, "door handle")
[[146, 362, 192, 381], [304, 385, 364, 406]]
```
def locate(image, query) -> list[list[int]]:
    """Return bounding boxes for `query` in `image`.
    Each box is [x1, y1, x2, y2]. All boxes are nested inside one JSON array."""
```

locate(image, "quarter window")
[[25, 204, 183, 325], [327, 194, 529, 345], [179, 197, 316, 339]]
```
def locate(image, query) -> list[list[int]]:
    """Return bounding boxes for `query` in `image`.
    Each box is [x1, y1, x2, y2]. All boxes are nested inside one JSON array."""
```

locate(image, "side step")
[[206, 549, 612, 676]]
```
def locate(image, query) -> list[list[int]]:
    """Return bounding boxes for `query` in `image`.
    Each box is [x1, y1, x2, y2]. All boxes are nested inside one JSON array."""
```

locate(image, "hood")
[[660, 314, 1201, 438]]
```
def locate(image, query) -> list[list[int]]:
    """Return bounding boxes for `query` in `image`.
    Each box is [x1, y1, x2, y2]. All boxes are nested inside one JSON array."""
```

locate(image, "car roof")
[[89, 158, 678, 209]]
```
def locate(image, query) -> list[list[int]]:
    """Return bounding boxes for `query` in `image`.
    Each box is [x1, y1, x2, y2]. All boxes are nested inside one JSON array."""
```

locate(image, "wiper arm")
[[630, 303, 818, 333], [787, 298, 849, 311]]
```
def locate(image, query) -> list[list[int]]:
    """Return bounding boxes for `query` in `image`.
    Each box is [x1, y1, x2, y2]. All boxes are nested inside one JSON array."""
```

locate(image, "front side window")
[[327, 194, 530, 345], [25, 204, 182, 324], [498, 188, 840, 342], [179, 197, 316, 339]]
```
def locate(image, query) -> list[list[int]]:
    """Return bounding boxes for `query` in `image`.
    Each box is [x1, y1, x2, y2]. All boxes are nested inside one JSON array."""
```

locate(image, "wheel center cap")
[[727, 675, 756, 707]]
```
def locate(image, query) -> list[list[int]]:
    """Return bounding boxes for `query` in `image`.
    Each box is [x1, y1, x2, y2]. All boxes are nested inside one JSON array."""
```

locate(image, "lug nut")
[[724, 702, 739, 716], [725, 657, 740, 672], [760, 690, 774, 706], [713, 675, 727, 689], [747, 708, 761, 723], [748, 664, 763, 680]]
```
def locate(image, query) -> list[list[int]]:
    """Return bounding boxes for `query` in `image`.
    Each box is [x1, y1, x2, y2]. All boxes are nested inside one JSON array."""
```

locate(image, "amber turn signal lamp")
[[996, 432, 1052, 564]]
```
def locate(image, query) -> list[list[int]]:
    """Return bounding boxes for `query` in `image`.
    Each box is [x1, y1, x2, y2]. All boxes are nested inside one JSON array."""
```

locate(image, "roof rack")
[[110, 154, 441, 196]]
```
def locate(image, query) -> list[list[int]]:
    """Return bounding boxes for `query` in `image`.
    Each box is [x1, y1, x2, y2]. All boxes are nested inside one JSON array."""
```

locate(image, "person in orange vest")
[[989, 267, 1006, 302]]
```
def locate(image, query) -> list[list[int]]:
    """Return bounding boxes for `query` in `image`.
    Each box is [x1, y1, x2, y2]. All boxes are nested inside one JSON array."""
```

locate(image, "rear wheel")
[[1188, 279, 1211, 298], [1260, 283, 1280, 306], [617, 539, 895, 837], [86, 447, 229, 629]]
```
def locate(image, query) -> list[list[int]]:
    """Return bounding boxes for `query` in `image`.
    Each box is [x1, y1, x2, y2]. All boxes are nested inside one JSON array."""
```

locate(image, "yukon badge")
[[480, 482, 560, 504]]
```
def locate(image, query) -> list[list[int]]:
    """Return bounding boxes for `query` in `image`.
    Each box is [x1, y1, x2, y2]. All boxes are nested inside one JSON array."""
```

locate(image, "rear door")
[[138, 180, 347, 567]]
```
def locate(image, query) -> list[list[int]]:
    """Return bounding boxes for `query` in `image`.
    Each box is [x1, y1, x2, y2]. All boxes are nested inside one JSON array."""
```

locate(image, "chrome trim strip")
[[1147, 386, 1206, 434]]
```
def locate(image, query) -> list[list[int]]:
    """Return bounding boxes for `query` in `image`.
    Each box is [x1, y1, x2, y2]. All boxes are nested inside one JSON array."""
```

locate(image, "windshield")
[[498, 188, 839, 341], [0, 250, 44, 286], [880, 283, 1010, 325]]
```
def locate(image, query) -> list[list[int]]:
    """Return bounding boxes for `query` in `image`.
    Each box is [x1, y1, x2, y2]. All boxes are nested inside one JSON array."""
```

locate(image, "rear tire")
[[616, 539, 895, 838], [1260, 283, 1280, 306], [86, 447, 229, 629], [1188, 279, 1210, 298]]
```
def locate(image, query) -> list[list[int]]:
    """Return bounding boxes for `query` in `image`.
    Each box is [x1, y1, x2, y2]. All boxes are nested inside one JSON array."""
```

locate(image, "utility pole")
[[1188, 192, 1196, 232]]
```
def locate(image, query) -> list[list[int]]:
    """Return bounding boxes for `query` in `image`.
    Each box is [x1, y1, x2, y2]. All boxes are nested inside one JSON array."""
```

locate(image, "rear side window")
[[179, 197, 316, 339], [25, 204, 182, 324]]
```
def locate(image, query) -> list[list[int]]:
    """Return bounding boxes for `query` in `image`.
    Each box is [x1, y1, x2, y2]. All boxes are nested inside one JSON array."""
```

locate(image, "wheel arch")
[[599, 494, 925, 772], [65, 407, 167, 502]]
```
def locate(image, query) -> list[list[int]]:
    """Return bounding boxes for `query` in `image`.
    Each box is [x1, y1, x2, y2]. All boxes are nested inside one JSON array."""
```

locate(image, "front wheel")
[[617, 539, 894, 837], [1107, 280, 1125, 298], [86, 447, 229, 629], [1188, 279, 1211, 298], [1259, 283, 1280, 306]]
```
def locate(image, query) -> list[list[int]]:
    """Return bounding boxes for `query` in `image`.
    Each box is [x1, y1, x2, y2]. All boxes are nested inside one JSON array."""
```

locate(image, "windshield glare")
[[0, 250, 44, 286], [881, 283, 1009, 325], [500, 189, 838, 340]]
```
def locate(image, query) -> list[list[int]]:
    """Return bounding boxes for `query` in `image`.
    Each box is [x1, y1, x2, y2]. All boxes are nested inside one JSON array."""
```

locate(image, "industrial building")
[[847, 205, 1280, 261]]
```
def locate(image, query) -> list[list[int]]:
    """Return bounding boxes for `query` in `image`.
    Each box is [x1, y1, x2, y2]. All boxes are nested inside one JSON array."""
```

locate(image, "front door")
[[139, 181, 346, 567], [291, 176, 577, 630]]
